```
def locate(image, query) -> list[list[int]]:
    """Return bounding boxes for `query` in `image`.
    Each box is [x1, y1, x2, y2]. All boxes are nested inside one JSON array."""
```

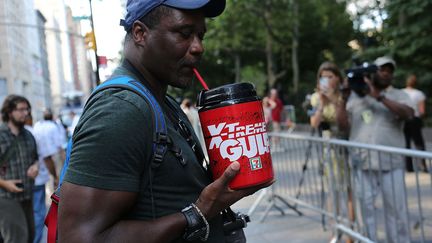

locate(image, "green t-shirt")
[[64, 66, 225, 242]]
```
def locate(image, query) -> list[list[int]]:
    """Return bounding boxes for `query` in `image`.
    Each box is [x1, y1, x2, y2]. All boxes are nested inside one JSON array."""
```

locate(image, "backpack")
[[44, 75, 168, 243]]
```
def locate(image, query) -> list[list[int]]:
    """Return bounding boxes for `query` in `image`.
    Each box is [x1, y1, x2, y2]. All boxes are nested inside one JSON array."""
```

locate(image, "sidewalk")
[[232, 192, 330, 243]]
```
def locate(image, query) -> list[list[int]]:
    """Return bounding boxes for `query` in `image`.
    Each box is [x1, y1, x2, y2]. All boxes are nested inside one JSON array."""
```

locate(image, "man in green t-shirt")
[[58, 1, 272, 242]]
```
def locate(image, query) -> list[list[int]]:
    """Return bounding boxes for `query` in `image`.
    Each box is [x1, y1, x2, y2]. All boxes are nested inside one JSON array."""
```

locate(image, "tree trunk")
[[266, 35, 277, 88], [291, 0, 299, 92], [265, 9, 277, 88], [234, 54, 241, 83]]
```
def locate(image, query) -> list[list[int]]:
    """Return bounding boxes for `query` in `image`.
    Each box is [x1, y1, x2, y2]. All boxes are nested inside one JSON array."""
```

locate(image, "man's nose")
[[190, 35, 204, 56]]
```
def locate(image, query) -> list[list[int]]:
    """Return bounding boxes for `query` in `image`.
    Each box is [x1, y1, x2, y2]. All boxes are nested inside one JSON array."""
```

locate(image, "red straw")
[[193, 68, 209, 90]]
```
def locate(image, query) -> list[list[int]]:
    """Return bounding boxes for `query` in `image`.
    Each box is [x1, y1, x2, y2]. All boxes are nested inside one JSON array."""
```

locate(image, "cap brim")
[[164, 0, 226, 17], [374, 57, 396, 68]]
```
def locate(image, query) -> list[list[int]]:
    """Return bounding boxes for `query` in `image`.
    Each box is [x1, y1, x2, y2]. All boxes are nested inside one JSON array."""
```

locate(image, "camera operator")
[[336, 56, 413, 242]]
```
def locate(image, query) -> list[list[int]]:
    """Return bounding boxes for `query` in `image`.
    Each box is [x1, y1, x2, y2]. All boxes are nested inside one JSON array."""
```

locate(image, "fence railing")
[[250, 132, 432, 243]]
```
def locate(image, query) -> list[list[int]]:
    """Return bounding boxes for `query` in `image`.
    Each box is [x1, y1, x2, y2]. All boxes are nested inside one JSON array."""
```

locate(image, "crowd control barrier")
[[248, 132, 432, 243]]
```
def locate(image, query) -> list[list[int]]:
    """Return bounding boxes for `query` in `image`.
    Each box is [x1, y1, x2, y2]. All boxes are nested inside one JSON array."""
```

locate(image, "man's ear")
[[131, 21, 148, 46]]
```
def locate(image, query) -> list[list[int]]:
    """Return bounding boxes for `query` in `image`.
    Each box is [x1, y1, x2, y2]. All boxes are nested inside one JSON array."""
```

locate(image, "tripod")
[[292, 127, 328, 230]]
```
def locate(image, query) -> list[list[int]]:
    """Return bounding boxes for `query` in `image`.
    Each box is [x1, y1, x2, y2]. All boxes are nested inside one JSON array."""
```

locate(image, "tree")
[[185, 0, 354, 123], [385, 0, 432, 85]]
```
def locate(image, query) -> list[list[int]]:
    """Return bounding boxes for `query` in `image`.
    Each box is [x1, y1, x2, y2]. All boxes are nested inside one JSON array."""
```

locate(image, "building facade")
[[0, 0, 49, 120], [1, 0, 99, 120]]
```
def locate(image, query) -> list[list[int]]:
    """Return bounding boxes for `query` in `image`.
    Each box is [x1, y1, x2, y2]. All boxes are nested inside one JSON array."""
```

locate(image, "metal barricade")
[[250, 132, 432, 243]]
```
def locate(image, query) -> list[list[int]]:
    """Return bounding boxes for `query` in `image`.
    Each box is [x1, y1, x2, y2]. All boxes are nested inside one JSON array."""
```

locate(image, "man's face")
[[143, 8, 206, 89], [9, 102, 30, 127], [374, 64, 394, 89]]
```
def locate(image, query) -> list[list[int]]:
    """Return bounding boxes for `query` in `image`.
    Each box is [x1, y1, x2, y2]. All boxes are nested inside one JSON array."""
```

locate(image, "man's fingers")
[[238, 179, 275, 197], [14, 187, 24, 193]]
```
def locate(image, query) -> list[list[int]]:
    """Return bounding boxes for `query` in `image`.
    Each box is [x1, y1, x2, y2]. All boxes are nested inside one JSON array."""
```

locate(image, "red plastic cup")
[[197, 83, 274, 189]]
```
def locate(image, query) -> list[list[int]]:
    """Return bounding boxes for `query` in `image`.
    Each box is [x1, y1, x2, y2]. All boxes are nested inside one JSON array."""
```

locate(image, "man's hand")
[[0, 179, 24, 193], [27, 162, 39, 179], [363, 76, 414, 120], [364, 76, 380, 99], [195, 161, 274, 219]]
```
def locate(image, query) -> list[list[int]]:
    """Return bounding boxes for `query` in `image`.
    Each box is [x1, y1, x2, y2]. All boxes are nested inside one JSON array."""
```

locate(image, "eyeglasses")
[[14, 107, 30, 113]]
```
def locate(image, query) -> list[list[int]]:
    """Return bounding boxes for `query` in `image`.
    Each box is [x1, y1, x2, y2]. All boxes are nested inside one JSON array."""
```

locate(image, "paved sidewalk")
[[232, 191, 330, 243]]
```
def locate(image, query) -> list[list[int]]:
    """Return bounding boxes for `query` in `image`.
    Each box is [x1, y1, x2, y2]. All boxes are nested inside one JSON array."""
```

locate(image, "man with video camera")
[[337, 56, 414, 242]]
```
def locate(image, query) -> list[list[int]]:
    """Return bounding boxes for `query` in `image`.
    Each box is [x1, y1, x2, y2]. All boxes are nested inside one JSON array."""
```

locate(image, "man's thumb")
[[221, 161, 240, 186]]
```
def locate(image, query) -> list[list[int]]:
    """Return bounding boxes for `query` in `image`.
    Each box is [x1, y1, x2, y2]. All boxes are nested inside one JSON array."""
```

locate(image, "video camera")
[[345, 62, 378, 97]]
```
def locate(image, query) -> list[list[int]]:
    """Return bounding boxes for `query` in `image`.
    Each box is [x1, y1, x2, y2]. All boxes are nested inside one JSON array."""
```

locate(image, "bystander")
[[403, 74, 428, 172], [32, 110, 62, 243], [0, 95, 39, 243]]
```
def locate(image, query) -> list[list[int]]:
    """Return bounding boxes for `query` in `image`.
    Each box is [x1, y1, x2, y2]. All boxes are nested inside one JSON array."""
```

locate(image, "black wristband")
[[181, 204, 209, 241], [376, 94, 385, 102]]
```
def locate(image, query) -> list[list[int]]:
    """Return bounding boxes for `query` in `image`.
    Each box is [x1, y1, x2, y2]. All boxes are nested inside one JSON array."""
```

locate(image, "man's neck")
[[123, 58, 168, 102], [375, 84, 391, 93], [7, 121, 21, 136]]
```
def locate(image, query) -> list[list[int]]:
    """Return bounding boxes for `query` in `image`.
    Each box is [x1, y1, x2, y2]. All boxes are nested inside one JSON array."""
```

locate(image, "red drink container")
[[197, 83, 274, 189]]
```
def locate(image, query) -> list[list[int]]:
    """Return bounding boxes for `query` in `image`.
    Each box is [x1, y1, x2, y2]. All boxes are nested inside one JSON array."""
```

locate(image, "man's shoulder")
[[405, 88, 425, 99], [21, 128, 36, 142], [81, 88, 154, 130], [386, 86, 410, 100], [0, 123, 8, 132], [92, 87, 153, 112]]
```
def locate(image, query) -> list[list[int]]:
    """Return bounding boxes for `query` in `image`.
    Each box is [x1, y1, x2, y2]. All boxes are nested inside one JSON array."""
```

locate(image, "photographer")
[[310, 62, 345, 138], [310, 62, 353, 242], [336, 56, 413, 242]]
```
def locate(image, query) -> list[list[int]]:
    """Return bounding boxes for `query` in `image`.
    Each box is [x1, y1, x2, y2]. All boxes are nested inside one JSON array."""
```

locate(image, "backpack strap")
[[46, 76, 168, 243], [165, 96, 207, 169], [56, 76, 168, 189], [92, 76, 168, 168]]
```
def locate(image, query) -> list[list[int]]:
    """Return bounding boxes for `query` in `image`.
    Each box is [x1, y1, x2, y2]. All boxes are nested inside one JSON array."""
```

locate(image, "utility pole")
[[89, 0, 100, 85]]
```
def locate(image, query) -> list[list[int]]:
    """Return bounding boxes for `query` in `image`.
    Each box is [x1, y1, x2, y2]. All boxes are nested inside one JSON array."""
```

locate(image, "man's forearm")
[[58, 182, 189, 243], [44, 156, 57, 178], [99, 213, 187, 243], [380, 96, 414, 120], [60, 213, 187, 243], [0, 179, 6, 189]]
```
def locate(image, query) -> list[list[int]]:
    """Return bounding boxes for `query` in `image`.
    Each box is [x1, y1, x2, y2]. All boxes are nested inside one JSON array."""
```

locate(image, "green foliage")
[[240, 64, 267, 97], [177, 0, 354, 123]]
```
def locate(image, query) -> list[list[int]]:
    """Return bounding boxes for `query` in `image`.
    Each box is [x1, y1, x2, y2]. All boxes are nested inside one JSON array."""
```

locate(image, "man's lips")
[[180, 64, 197, 75]]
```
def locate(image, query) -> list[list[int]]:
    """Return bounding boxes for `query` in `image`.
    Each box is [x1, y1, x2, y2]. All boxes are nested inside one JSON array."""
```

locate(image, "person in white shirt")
[[181, 98, 207, 157], [68, 111, 80, 138], [403, 74, 428, 172], [32, 110, 62, 243], [337, 56, 414, 242]]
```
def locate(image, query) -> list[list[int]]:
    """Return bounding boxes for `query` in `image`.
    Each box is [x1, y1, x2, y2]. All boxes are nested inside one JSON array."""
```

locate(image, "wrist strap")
[[181, 203, 209, 241], [376, 94, 385, 102]]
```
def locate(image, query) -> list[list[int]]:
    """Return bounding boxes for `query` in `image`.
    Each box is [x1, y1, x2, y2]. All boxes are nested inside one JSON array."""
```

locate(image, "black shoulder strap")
[[164, 95, 207, 167]]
